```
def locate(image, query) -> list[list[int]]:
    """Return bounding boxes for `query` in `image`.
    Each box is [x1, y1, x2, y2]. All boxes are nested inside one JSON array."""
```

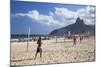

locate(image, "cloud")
[[53, 7, 78, 25], [53, 6, 95, 25], [55, 7, 77, 18], [77, 6, 95, 25], [12, 6, 95, 26], [14, 10, 61, 26]]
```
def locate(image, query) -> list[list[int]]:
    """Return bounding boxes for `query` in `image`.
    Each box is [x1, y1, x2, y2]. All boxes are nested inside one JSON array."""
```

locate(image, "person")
[[34, 36, 42, 59], [80, 36, 83, 43], [73, 36, 76, 46]]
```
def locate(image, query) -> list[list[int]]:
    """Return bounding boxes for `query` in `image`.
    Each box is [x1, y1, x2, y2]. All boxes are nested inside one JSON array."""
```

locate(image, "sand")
[[11, 38, 95, 66]]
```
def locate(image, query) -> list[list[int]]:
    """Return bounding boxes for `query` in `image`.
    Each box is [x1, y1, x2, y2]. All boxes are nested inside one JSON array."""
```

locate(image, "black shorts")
[[37, 47, 42, 53]]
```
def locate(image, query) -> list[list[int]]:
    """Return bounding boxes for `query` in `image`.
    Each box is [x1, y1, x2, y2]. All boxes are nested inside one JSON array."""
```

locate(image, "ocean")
[[11, 34, 50, 39]]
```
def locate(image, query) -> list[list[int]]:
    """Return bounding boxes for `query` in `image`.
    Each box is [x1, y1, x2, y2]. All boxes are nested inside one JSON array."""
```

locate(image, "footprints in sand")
[[11, 39, 95, 65]]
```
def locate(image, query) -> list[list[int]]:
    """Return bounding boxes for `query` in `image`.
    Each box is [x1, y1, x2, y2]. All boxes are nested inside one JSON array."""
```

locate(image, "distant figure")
[[33, 39, 36, 41], [80, 36, 83, 43], [73, 36, 76, 46], [56, 36, 57, 43], [34, 36, 42, 59], [64, 36, 67, 42]]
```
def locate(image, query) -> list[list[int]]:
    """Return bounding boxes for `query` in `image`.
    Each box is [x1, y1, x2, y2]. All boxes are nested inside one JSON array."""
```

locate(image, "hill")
[[49, 17, 95, 36]]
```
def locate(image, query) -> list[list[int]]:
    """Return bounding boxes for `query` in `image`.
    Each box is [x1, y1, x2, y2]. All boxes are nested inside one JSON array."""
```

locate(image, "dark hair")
[[38, 36, 41, 41]]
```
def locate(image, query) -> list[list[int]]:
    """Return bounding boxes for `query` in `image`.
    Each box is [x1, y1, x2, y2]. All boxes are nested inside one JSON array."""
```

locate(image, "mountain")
[[49, 17, 95, 36]]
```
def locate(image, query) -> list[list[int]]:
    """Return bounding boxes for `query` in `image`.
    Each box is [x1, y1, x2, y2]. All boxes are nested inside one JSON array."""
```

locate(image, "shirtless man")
[[73, 36, 76, 46], [80, 36, 83, 43], [34, 36, 42, 59]]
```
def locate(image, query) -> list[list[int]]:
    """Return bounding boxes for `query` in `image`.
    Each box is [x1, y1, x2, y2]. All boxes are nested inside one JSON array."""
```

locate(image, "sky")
[[11, 1, 95, 35]]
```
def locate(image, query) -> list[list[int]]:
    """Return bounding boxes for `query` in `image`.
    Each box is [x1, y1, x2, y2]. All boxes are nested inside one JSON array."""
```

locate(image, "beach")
[[11, 37, 95, 66]]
